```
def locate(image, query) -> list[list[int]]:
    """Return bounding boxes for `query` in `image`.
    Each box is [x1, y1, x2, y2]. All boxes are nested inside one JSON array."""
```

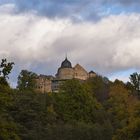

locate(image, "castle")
[[35, 57, 96, 93]]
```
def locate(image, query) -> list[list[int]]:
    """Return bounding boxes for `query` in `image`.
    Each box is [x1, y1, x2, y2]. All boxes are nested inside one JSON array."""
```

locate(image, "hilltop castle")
[[35, 57, 96, 93]]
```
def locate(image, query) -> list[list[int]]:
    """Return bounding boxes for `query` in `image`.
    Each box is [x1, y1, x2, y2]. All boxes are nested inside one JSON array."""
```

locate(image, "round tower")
[[56, 57, 74, 80]]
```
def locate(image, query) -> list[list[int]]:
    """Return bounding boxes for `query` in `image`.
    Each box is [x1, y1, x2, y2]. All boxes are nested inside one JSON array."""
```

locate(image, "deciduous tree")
[[0, 58, 14, 86], [17, 70, 37, 91]]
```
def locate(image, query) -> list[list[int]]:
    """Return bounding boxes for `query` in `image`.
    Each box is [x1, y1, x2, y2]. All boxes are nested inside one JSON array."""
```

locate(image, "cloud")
[[112, 0, 140, 5], [1, 4, 140, 85], [12, 0, 101, 21], [0, 0, 140, 21]]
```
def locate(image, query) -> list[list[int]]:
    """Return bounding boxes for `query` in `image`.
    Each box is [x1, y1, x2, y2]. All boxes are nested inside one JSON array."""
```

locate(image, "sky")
[[0, 0, 140, 87]]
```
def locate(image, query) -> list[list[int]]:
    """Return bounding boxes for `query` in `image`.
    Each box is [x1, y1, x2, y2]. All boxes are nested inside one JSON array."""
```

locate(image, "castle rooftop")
[[61, 57, 72, 68]]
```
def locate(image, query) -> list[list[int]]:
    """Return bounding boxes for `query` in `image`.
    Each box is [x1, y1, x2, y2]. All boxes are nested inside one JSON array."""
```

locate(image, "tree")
[[107, 80, 130, 127], [54, 79, 105, 123], [0, 59, 14, 86], [53, 79, 113, 140], [85, 75, 110, 102], [0, 91, 20, 140], [129, 72, 140, 96], [17, 70, 37, 91], [103, 79, 138, 138], [113, 118, 140, 140], [9, 90, 59, 140]]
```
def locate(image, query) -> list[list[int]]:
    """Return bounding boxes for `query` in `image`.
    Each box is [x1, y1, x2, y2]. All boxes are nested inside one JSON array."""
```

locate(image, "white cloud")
[[0, 6, 140, 85], [0, 3, 16, 14]]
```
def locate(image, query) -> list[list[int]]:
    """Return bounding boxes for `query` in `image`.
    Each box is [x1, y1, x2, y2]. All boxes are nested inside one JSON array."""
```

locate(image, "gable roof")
[[74, 64, 87, 73]]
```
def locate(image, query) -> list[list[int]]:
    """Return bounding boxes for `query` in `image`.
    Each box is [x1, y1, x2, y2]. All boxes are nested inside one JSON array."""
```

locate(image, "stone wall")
[[73, 64, 88, 80], [89, 72, 96, 78], [56, 68, 74, 80], [35, 77, 52, 93]]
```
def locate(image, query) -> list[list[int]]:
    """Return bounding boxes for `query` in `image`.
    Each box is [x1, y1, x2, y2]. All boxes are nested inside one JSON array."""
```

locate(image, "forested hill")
[[0, 59, 140, 140]]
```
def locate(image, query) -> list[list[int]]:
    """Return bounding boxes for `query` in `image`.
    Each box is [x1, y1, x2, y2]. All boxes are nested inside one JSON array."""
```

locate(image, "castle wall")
[[89, 72, 96, 78], [57, 68, 74, 80], [51, 80, 65, 92], [35, 77, 52, 93], [35, 59, 96, 93], [73, 64, 88, 80]]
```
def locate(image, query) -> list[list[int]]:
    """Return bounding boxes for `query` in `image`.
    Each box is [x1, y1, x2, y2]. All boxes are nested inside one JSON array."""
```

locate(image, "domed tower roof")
[[89, 71, 96, 74], [61, 57, 72, 68]]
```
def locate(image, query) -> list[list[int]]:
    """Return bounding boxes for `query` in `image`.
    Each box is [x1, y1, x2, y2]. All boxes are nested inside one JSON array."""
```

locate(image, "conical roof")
[[61, 57, 72, 68]]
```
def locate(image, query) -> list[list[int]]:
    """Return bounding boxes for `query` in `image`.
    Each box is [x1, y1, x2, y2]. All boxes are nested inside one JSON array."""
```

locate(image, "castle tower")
[[89, 71, 96, 78], [56, 57, 74, 80]]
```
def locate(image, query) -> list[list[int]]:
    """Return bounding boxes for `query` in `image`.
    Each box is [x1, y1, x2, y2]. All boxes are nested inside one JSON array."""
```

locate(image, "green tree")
[[52, 79, 113, 140], [0, 58, 14, 86], [129, 72, 140, 96], [113, 118, 140, 140], [0, 91, 20, 140], [53, 79, 109, 124], [17, 70, 37, 91], [85, 75, 110, 102], [106, 80, 130, 128], [10, 91, 57, 140], [103, 79, 137, 139], [0, 118, 20, 140]]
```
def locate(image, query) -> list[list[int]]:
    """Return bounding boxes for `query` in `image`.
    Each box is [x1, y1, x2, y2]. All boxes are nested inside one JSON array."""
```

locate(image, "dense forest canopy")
[[0, 59, 140, 140]]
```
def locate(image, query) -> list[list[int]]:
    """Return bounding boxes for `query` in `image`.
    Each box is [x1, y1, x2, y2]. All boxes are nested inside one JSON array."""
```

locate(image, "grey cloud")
[[1, 11, 140, 85]]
